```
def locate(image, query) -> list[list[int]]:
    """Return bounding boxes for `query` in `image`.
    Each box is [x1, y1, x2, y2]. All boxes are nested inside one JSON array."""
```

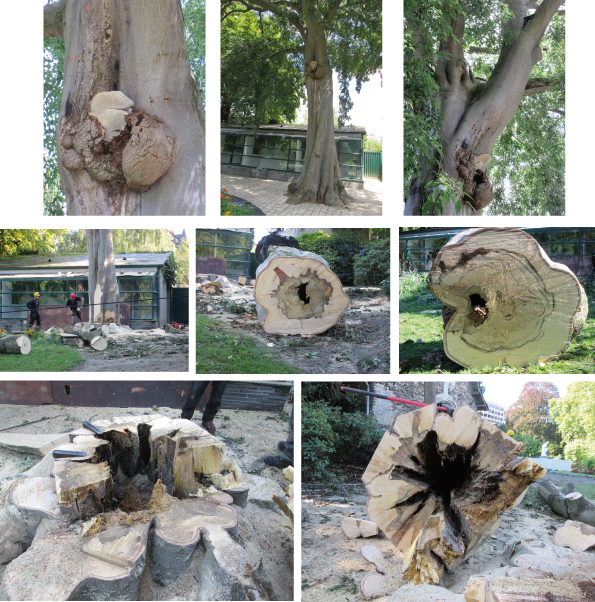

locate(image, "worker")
[[264, 406, 293, 469], [181, 381, 227, 435], [26, 292, 42, 329], [66, 292, 84, 326]]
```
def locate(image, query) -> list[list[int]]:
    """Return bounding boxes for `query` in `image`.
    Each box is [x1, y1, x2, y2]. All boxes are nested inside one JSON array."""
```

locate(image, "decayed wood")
[[172, 450, 198, 498], [362, 404, 546, 585], [429, 228, 588, 368], [254, 248, 349, 335], [341, 517, 379, 539], [537, 479, 595, 527], [552, 520, 595, 551], [179, 433, 226, 475], [0, 335, 31, 355]]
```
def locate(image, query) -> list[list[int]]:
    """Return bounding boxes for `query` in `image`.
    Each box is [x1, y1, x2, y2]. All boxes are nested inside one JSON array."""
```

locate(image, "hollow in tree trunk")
[[44, 0, 205, 216], [85, 230, 120, 324], [404, 0, 564, 216]]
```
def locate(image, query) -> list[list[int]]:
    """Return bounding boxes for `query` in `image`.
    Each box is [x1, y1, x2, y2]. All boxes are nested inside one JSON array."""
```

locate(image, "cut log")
[[537, 479, 595, 527], [82, 524, 148, 568], [0, 433, 69, 456], [360, 544, 387, 574], [361, 572, 384, 600], [0, 335, 31, 355], [362, 404, 546, 585], [254, 247, 349, 335], [429, 228, 588, 368], [63, 325, 108, 350], [552, 520, 595, 551], [341, 517, 379, 539]]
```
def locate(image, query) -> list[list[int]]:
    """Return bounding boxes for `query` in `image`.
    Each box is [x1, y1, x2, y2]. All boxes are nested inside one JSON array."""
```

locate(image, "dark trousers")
[[181, 381, 227, 422], [282, 406, 294, 462], [71, 309, 82, 325], [29, 312, 41, 327]]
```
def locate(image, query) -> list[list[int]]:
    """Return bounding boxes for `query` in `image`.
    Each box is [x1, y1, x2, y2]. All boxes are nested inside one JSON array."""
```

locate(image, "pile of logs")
[[254, 247, 349, 335], [362, 403, 546, 585], [0, 415, 288, 601], [429, 228, 588, 368], [61, 323, 109, 350], [0, 335, 31, 355]]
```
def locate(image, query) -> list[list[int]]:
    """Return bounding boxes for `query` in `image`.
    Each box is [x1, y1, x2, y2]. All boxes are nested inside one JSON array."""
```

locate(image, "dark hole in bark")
[[137, 423, 152, 468], [297, 283, 310, 305], [98, 429, 138, 477], [469, 293, 486, 309], [114, 59, 120, 71]]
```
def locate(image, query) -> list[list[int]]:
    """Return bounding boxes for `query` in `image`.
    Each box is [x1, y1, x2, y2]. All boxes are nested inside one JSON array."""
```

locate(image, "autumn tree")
[[221, 0, 382, 207], [506, 381, 563, 456], [44, 0, 205, 216], [404, 0, 565, 216], [550, 382, 595, 464]]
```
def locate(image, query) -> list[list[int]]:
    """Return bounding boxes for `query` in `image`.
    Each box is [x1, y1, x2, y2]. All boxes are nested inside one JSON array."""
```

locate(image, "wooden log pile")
[[62, 324, 108, 350], [429, 228, 588, 368], [254, 247, 349, 335], [362, 403, 546, 585]]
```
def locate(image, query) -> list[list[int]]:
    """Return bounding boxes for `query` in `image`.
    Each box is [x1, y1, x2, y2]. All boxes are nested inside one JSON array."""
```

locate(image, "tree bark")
[[537, 479, 595, 527], [362, 403, 546, 585], [254, 248, 349, 334], [405, 0, 564, 216], [0, 335, 31, 355], [85, 229, 120, 324], [287, 13, 349, 206], [45, 0, 205, 216], [429, 228, 587, 368], [63, 326, 108, 350]]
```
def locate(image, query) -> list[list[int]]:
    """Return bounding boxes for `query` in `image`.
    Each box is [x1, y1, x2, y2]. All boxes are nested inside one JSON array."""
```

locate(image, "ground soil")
[[0, 401, 294, 600], [198, 285, 390, 374], [301, 473, 595, 602], [69, 328, 189, 372]]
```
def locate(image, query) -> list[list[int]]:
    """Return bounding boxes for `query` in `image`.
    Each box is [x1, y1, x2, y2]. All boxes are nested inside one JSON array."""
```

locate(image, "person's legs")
[[202, 381, 227, 423], [181, 381, 210, 420], [71, 311, 76, 326], [76, 309, 83, 323], [264, 406, 293, 468]]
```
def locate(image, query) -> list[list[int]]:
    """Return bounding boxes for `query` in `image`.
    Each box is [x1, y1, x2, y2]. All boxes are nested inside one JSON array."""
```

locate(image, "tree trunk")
[[287, 14, 349, 207], [429, 228, 587, 368], [405, 0, 564, 216], [45, 0, 205, 216], [85, 229, 120, 324], [362, 404, 546, 585], [254, 247, 349, 334], [64, 326, 108, 350], [537, 479, 595, 527], [0, 336, 31, 355]]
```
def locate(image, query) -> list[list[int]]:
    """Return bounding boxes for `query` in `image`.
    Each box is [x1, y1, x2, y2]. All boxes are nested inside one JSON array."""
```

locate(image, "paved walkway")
[[221, 174, 383, 216]]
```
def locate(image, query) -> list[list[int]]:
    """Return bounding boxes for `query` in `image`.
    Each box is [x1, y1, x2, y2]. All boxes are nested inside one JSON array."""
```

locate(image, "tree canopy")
[[506, 381, 563, 456], [404, 0, 565, 216], [57, 230, 176, 255], [0, 230, 67, 258], [550, 382, 595, 464]]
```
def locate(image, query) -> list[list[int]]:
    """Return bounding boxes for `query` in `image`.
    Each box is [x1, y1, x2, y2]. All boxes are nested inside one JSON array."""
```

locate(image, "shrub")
[[513, 432, 543, 458], [584, 457, 595, 471], [354, 238, 390, 287]]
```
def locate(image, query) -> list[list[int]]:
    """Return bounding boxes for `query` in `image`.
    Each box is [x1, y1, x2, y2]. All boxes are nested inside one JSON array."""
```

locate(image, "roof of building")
[[0, 253, 172, 270], [222, 123, 366, 137], [469, 382, 489, 412]]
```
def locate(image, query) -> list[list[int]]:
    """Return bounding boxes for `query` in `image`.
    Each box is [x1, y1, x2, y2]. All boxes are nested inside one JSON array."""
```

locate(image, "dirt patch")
[[301, 474, 595, 602], [199, 286, 390, 374], [69, 329, 189, 372]]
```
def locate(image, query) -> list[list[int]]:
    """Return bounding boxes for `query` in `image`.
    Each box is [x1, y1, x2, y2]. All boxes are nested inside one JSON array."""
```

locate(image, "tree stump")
[[0, 335, 31, 355], [553, 520, 595, 551], [362, 404, 546, 585], [254, 248, 349, 335], [429, 228, 588, 368]]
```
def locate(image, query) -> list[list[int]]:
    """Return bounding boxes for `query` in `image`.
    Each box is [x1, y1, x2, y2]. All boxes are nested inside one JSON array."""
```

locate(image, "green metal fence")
[[363, 151, 382, 179]]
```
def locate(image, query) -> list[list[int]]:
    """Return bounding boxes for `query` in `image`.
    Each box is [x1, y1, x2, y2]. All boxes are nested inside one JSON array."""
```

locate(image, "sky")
[[482, 379, 570, 411]]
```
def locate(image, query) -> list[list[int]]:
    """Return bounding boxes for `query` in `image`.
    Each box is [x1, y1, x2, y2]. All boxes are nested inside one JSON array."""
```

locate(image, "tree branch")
[[232, 0, 306, 39], [525, 0, 565, 43], [271, 45, 305, 58], [324, 0, 343, 24], [523, 77, 552, 96], [468, 46, 497, 54], [44, 0, 64, 38]]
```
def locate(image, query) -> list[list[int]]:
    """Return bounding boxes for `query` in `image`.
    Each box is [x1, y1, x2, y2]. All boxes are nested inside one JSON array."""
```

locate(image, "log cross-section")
[[362, 404, 546, 585], [429, 228, 588, 368], [0, 335, 31, 355]]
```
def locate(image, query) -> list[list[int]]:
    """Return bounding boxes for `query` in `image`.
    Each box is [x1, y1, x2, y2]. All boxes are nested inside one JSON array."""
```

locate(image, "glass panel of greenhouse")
[[196, 229, 252, 277], [400, 228, 595, 272]]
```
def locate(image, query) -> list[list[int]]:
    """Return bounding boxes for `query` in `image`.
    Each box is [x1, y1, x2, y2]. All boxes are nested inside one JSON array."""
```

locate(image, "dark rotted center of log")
[[298, 283, 311, 305], [468, 293, 488, 325]]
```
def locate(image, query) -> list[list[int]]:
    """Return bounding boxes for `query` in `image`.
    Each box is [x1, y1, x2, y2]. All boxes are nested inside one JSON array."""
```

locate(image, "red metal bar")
[[340, 386, 447, 412]]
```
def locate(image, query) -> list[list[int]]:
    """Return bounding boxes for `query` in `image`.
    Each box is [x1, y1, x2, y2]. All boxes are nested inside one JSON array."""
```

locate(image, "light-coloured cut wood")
[[254, 248, 349, 335], [0, 433, 70, 456], [0, 335, 31, 355], [552, 519, 595, 551], [8, 476, 61, 520], [429, 228, 587, 368], [363, 404, 546, 585], [341, 517, 379, 539]]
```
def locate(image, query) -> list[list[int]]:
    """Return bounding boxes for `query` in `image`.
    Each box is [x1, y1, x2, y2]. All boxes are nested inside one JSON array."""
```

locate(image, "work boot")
[[263, 455, 291, 469], [277, 441, 286, 451], [202, 420, 216, 435]]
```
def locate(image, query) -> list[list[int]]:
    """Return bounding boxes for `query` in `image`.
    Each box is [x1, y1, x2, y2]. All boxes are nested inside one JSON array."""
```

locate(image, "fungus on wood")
[[362, 403, 546, 585], [254, 247, 349, 335], [429, 228, 588, 368]]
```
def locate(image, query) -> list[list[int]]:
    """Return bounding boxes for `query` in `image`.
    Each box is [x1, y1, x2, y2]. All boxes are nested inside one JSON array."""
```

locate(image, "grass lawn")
[[400, 271, 595, 374], [196, 314, 306, 374], [0, 336, 82, 372]]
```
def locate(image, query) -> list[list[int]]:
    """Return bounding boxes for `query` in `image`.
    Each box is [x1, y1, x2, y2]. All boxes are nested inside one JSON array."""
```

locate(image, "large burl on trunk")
[[44, 0, 205, 216], [362, 403, 546, 585], [254, 247, 349, 335], [429, 228, 587, 369]]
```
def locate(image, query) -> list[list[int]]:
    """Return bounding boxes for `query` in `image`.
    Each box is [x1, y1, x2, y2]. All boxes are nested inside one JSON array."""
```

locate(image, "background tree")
[[221, 0, 382, 207], [58, 230, 176, 255], [85, 230, 120, 323], [506, 381, 564, 456], [404, 0, 565, 216], [550, 382, 595, 465], [44, 0, 205, 216], [0, 230, 67, 257]]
